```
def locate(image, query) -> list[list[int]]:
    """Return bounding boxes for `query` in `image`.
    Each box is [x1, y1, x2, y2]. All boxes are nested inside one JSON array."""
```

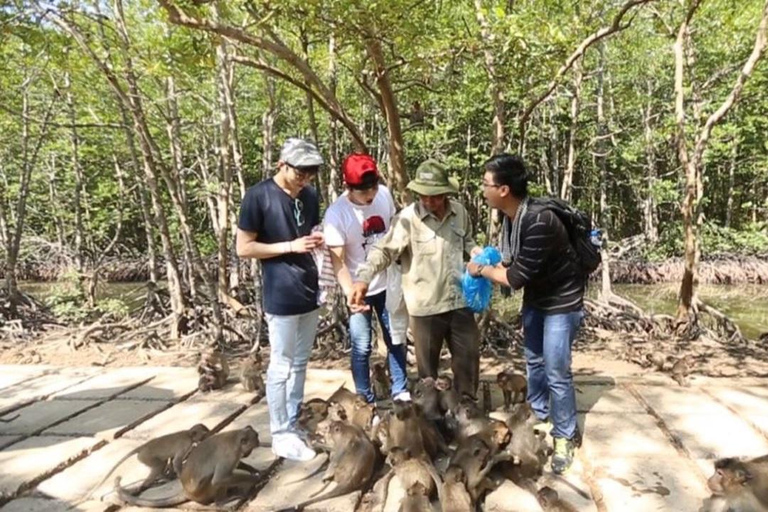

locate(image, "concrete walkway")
[[0, 364, 766, 511]]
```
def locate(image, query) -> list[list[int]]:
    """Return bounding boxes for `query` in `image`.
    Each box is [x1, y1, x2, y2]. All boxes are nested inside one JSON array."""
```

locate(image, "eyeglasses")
[[481, 182, 501, 188], [293, 198, 305, 227], [290, 166, 315, 182]]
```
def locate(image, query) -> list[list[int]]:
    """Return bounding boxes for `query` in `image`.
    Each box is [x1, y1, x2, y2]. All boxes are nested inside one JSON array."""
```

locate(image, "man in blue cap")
[[236, 137, 324, 462]]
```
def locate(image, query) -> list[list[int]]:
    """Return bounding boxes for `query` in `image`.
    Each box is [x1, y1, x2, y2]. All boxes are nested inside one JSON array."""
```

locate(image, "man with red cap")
[[323, 154, 410, 404]]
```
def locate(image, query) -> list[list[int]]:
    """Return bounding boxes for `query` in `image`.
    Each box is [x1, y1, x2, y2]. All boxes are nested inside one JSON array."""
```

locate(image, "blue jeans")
[[265, 309, 320, 435], [349, 291, 408, 403], [522, 306, 584, 440]]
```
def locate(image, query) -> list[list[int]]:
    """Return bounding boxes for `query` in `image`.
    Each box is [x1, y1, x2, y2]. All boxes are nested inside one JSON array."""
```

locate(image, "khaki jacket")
[[356, 199, 478, 316]]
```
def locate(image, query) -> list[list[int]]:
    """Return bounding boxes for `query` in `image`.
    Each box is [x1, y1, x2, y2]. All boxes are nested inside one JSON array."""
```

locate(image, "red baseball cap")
[[342, 154, 379, 186]]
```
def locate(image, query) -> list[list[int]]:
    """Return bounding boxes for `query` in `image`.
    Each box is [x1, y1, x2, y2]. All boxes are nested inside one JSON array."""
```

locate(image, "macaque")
[[197, 348, 230, 392], [496, 370, 527, 410], [371, 361, 390, 400], [91, 424, 209, 497], [240, 352, 265, 395], [115, 427, 260, 507]]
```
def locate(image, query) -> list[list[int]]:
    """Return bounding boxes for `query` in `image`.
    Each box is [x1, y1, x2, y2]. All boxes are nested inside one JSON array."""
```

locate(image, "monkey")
[[702, 456, 768, 512], [90, 424, 209, 498], [382, 447, 440, 500], [671, 354, 695, 387], [454, 398, 494, 443], [292, 422, 377, 510], [496, 370, 527, 410], [645, 352, 667, 372], [351, 396, 376, 434], [435, 374, 460, 413], [412, 377, 442, 421], [440, 465, 473, 512], [497, 403, 550, 482], [449, 435, 510, 502], [297, 398, 330, 438], [328, 384, 361, 420], [371, 412, 392, 455], [197, 348, 230, 392], [537, 486, 579, 512], [400, 482, 432, 512], [390, 400, 447, 460], [371, 361, 390, 400], [315, 401, 349, 445], [240, 352, 265, 394], [114, 426, 260, 507]]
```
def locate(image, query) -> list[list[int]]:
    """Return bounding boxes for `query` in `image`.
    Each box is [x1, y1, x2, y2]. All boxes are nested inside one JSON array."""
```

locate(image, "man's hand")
[[470, 246, 483, 258], [350, 282, 369, 308], [291, 235, 322, 253], [467, 261, 484, 277]]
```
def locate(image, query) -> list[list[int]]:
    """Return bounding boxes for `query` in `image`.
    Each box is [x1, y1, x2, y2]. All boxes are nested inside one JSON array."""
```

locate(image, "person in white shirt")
[[323, 154, 410, 403]]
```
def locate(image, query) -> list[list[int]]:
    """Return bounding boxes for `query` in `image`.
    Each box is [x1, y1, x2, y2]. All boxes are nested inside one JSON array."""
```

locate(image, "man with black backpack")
[[467, 154, 597, 474]]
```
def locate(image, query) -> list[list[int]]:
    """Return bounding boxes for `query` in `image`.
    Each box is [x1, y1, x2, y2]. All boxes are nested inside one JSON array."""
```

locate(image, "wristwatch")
[[474, 264, 486, 277]]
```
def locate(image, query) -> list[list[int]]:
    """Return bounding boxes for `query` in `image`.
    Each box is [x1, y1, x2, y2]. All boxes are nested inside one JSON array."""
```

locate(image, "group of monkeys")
[[91, 350, 767, 511]]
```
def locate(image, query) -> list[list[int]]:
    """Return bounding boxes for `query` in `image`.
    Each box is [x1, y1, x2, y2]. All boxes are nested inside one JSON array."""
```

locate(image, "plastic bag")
[[462, 246, 502, 313]]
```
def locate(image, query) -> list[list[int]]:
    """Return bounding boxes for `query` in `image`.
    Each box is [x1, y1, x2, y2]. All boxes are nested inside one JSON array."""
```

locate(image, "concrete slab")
[[0, 366, 50, 391], [302, 369, 354, 400], [123, 400, 244, 441], [44, 400, 172, 439], [633, 385, 725, 415], [37, 438, 147, 501], [190, 384, 261, 405], [223, 403, 271, 444], [660, 411, 768, 459], [0, 400, 100, 436], [538, 471, 597, 512], [581, 412, 675, 458], [0, 371, 98, 409], [576, 385, 644, 414], [704, 387, 768, 438], [119, 368, 198, 401], [0, 436, 101, 497], [592, 456, 709, 512], [484, 480, 543, 511], [246, 454, 360, 511], [0, 436, 21, 450], [0, 497, 111, 511], [52, 368, 156, 400]]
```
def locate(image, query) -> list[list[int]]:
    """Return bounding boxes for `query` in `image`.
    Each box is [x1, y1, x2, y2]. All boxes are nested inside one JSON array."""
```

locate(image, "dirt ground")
[[2, 323, 767, 381]]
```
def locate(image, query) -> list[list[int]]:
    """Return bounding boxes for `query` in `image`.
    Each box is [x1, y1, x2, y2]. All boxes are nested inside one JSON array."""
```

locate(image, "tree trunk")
[[47, 154, 66, 247], [561, 58, 583, 202], [5, 84, 55, 301], [365, 35, 409, 203], [474, 0, 505, 155], [214, 11, 234, 299], [64, 72, 85, 283], [326, 34, 341, 203], [725, 136, 738, 228], [642, 82, 659, 243], [596, 43, 613, 300]]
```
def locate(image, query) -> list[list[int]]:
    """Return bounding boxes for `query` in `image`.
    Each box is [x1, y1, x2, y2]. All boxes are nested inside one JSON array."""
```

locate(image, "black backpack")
[[536, 197, 602, 276]]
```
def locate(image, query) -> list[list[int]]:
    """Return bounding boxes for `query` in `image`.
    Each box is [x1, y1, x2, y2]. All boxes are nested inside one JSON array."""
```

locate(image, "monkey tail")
[[292, 481, 363, 511], [114, 476, 187, 508]]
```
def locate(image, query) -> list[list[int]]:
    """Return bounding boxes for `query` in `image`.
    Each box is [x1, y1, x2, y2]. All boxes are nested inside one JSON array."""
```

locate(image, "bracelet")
[[475, 264, 485, 277], [287, 241, 292, 254]]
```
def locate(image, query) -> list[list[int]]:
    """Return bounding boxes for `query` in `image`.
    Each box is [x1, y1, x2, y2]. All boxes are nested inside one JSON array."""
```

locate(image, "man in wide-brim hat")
[[352, 159, 483, 398]]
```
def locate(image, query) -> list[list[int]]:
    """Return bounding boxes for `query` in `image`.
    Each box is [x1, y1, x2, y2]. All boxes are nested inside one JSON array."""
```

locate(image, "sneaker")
[[533, 417, 553, 435], [393, 391, 412, 402], [271, 433, 316, 462], [551, 437, 575, 475]]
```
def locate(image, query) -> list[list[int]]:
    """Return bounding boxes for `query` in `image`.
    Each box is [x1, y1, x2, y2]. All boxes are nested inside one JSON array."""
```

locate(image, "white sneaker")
[[393, 391, 412, 402], [271, 433, 316, 462]]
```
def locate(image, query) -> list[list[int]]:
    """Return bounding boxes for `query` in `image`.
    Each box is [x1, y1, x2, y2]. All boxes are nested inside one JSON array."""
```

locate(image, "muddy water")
[[19, 281, 768, 339]]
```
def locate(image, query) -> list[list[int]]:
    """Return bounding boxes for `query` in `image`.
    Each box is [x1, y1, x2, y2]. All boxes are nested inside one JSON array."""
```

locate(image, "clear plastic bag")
[[462, 246, 502, 313]]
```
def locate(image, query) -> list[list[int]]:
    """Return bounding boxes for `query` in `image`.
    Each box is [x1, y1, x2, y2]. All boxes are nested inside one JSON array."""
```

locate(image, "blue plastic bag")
[[462, 246, 502, 313]]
